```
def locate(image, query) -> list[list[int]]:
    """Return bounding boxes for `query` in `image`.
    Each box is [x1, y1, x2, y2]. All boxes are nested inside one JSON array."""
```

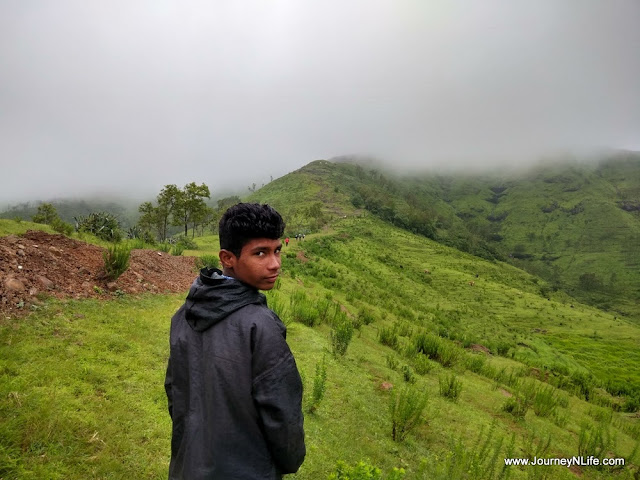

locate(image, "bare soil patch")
[[1, 230, 198, 317]]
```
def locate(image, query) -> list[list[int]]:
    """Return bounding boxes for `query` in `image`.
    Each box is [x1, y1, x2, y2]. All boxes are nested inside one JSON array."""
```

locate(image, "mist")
[[1, 0, 639, 206]]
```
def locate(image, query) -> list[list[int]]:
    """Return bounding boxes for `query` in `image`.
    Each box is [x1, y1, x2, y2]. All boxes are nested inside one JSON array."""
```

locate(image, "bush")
[[290, 291, 319, 327], [413, 355, 435, 375], [330, 314, 354, 357], [418, 425, 514, 480], [102, 245, 130, 280], [171, 244, 185, 256], [308, 356, 327, 413], [195, 254, 219, 270], [389, 385, 428, 442], [501, 396, 529, 419], [328, 460, 405, 480], [578, 421, 616, 466], [401, 365, 416, 384], [175, 235, 198, 250], [358, 307, 376, 326], [378, 326, 399, 349], [158, 242, 171, 253], [532, 384, 559, 418], [414, 332, 459, 367], [439, 374, 462, 401], [76, 211, 122, 242], [464, 353, 486, 374]]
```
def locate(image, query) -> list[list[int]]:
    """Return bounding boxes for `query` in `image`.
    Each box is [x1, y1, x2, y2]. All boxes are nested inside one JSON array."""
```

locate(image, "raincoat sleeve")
[[164, 355, 173, 418], [251, 312, 306, 473]]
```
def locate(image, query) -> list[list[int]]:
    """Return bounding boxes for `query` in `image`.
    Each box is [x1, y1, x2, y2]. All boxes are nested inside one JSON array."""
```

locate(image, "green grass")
[[0, 295, 181, 479], [2, 157, 640, 478], [0, 218, 55, 236]]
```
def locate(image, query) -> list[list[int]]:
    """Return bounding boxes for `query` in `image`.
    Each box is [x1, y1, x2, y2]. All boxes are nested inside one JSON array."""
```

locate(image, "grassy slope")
[[2, 161, 640, 478], [3, 216, 639, 478]]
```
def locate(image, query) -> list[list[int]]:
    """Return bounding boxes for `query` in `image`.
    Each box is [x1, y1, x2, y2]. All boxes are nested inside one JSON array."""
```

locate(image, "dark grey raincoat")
[[165, 268, 305, 479]]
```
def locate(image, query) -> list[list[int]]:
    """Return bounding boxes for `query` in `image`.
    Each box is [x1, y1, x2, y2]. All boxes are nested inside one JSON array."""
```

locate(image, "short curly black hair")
[[219, 203, 285, 257]]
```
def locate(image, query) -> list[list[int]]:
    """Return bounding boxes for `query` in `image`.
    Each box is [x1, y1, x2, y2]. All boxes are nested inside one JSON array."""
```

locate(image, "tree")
[[32, 203, 59, 225], [172, 182, 211, 237], [157, 184, 181, 241]]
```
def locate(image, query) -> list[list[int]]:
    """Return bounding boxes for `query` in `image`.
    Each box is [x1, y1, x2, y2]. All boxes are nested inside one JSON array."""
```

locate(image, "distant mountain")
[[0, 198, 141, 230], [249, 151, 640, 319]]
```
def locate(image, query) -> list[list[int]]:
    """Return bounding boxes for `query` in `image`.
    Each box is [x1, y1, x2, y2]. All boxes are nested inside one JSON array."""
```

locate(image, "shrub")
[[418, 425, 514, 480], [439, 374, 462, 401], [532, 384, 559, 418], [401, 365, 416, 384], [386, 354, 399, 371], [413, 355, 435, 375], [175, 235, 198, 250], [464, 353, 486, 374], [328, 460, 405, 480], [414, 332, 459, 367], [378, 326, 399, 349], [290, 291, 319, 327], [195, 254, 220, 270], [51, 218, 74, 236], [358, 307, 376, 326], [389, 385, 428, 442], [171, 244, 185, 256], [308, 356, 327, 413], [102, 244, 130, 280], [158, 242, 171, 253], [265, 292, 287, 323], [502, 395, 529, 419], [76, 211, 122, 242], [330, 314, 354, 357], [578, 421, 616, 465]]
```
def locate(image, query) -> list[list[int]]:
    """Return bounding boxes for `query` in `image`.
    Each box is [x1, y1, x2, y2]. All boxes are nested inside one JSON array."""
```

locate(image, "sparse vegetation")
[[102, 244, 130, 280]]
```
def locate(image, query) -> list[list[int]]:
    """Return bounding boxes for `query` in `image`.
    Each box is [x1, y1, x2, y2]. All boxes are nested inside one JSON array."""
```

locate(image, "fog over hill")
[[1, 1, 639, 205]]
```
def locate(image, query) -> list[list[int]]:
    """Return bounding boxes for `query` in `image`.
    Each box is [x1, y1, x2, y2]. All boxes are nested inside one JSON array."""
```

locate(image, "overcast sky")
[[1, 0, 639, 205]]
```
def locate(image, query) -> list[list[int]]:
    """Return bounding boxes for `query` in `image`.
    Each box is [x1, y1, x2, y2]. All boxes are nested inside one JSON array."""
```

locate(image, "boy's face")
[[220, 237, 282, 290]]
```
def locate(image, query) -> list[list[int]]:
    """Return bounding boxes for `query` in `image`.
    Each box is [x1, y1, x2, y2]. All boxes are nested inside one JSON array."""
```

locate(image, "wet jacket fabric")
[[165, 268, 305, 480]]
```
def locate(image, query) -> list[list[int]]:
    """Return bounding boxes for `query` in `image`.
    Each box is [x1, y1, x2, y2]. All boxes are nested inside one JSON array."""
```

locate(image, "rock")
[[29, 287, 38, 296], [17, 244, 25, 250], [106, 282, 118, 292], [17, 249, 25, 257], [35, 275, 55, 289], [4, 278, 25, 292]]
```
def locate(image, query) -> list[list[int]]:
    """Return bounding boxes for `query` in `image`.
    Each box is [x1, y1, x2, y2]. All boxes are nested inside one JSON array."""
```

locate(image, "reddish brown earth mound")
[[0, 230, 199, 317]]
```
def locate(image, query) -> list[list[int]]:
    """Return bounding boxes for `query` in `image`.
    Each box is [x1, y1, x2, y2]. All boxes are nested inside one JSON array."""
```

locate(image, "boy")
[[165, 203, 305, 479]]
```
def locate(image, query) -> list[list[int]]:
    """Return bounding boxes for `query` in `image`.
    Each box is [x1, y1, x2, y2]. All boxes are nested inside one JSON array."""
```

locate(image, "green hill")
[[1, 156, 640, 479], [251, 152, 640, 320]]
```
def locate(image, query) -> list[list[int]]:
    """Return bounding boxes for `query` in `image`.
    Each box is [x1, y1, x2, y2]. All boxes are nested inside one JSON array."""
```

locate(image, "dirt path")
[[0, 230, 199, 317]]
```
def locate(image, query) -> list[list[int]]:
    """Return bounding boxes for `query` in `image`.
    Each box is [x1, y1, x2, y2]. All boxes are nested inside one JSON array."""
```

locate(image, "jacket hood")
[[184, 267, 266, 332]]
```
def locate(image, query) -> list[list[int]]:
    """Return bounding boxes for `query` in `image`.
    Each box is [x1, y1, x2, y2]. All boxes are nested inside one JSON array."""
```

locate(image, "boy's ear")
[[219, 249, 236, 269]]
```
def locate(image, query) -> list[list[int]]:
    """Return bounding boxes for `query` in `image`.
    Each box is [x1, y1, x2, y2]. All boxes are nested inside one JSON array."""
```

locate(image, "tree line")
[[137, 182, 241, 242]]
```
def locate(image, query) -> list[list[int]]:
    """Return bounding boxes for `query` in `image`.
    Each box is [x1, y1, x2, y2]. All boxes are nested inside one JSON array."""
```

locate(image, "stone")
[[17, 249, 25, 257], [29, 287, 38, 296], [106, 282, 118, 292], [4, 278, 25, 292], [35, 275, 54, 290]]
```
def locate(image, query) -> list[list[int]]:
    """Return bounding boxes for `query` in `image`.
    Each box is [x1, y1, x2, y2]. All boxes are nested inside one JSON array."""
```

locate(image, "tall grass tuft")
[[532, 384, 559, 418], [308, 356, 327, 413], [195, 254, 219, 270], [439, 374, 462, 401], [389, 385, 428, 442], [417, 425, 515, 480], [102, 244, 130, 280], [330, 313, 354, 357], [289, 290, 319, 327]]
